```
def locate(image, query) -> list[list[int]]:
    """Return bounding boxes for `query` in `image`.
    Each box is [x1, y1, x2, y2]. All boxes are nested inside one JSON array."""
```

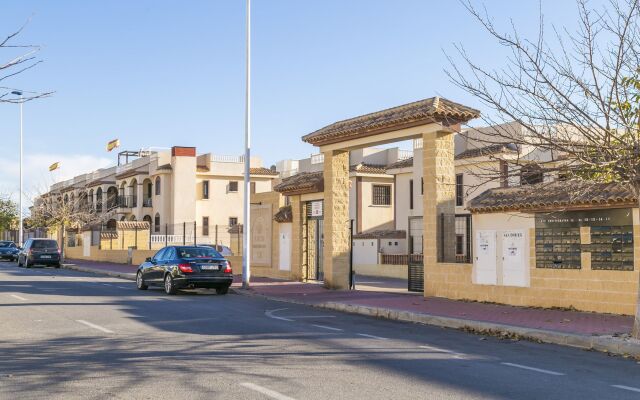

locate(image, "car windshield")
[[178, 247, 222, 259], [32, 240, 58, 249], [0, 241, 14, 248]]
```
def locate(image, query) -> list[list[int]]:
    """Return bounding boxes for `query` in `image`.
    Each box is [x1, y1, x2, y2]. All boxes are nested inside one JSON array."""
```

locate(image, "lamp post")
[[11, 90, 23, 246], [242, 0, 251, 288]]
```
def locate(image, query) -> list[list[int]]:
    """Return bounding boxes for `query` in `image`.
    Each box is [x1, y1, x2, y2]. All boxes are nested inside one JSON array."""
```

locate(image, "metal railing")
[[142, 197, 152, 207], [310, 153, 324, 164], [380, 253, 424, 265], [398, 149, 413, 160], [211, 155, 244, 163], [117, 195, 137, 208]]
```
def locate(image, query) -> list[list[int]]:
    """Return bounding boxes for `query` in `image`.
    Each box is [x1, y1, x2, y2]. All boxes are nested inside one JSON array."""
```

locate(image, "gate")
[[407, 216, 424, 292], [305, 201, 324, 281]]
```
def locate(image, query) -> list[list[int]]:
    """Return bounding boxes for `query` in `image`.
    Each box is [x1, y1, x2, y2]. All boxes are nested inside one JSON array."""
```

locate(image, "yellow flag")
[[49, 162, 60, 172], [106, 138, 120, 152]]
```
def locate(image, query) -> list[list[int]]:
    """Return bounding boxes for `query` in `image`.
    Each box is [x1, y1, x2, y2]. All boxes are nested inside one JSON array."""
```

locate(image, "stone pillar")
[[422, 129, 456, 296], [323, 150, 350, 290], [290, 196, 304, 281]]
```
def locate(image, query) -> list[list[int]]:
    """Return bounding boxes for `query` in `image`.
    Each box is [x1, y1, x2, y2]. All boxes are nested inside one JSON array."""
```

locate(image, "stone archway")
[[300, 97, 479, 290]]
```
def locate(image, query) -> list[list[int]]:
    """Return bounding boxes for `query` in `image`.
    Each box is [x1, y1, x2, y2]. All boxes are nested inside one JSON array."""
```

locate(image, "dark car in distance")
[[136, 246, 233, 295], [0, 241, 20, 262], [17, 238, 61, 268]]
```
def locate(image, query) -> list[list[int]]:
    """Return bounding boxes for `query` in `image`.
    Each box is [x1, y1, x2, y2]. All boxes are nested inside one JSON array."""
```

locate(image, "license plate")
[[200, 265, 219, 271], [40, 255, 51, 259]]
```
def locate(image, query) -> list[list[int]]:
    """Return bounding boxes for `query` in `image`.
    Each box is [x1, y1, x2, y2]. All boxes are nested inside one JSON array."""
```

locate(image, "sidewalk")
[[63, 258, 640, 357]]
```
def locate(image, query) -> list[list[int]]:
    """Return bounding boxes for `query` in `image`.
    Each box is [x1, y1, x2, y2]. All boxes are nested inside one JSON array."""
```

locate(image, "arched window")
[[155, 177, 161, 196], [154, 213, 160, 232]]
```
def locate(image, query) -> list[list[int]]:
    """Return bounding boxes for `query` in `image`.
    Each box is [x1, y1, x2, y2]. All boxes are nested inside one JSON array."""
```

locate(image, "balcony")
[[142, 197, 152, 208], [117, 195, 137, 208]]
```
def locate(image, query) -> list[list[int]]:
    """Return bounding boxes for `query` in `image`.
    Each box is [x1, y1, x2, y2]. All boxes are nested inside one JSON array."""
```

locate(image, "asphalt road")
[[1, 261, 640, 400]]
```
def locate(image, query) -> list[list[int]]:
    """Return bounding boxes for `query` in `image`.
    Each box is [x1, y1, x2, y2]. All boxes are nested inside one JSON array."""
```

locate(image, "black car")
[[17, 238, 61, 268], [0, 241, 20, 262], [136, 246, 233, 295]]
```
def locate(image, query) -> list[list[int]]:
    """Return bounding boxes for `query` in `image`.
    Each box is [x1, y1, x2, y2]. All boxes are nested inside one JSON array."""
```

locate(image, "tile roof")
[[353, 229, 406, 239], [274, 205, 292, 223], [302, 97, 480, 146], [117, 221, 150, 230], [350, 163, 388, 174], [386, 157, 414, 171], [468, 180, 636, 213], [156, 164, 172, 171], [250, 167, 279, 176], [273, 171, 324, 195], [456, 143, 518, 160]]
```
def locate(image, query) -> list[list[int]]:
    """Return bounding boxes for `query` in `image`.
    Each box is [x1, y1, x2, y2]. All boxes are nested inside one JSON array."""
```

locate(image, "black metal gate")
[[407, 216, 424, 292]]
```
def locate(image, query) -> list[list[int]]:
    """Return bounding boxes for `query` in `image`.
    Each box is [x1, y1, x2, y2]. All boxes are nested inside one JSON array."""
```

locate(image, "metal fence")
[[437, 213, 472, 263], [1, 228, 48, 243]]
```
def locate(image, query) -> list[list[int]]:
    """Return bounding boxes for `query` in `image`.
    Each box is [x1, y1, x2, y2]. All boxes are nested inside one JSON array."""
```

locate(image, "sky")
[[0, 0, 596, 204]]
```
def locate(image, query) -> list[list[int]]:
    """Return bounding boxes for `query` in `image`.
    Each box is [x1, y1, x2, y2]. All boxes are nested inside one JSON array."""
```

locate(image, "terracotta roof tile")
[[386, 157, 414, 171], [456, 143, 518, 160], [350, 163, 388, 174], [273, 171, 324, 195], [302, 97, 480, 146], [250, 167, 279, 176], [468, 180, 636, 213], [353, 229, 406, 239]]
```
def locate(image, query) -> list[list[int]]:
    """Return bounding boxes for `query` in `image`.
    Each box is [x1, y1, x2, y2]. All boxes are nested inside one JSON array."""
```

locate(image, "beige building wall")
[[425, 210, 640, 315]]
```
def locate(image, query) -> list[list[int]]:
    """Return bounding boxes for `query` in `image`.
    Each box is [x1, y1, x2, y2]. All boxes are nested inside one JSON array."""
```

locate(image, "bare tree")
[[1, 19, 52, 103], [447, 0, 640, 334]]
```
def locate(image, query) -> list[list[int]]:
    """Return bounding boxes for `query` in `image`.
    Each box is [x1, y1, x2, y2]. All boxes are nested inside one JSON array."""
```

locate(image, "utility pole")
[[11, 90, 24, 246], [242, 0, 251, 288]]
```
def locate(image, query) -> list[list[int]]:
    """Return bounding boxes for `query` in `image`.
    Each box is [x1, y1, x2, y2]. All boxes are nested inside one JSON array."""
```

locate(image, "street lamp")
[[11, 90, 23, 246]]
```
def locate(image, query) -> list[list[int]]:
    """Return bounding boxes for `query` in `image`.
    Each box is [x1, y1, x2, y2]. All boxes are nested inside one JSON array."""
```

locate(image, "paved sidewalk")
[[63, 258, 640, 357]]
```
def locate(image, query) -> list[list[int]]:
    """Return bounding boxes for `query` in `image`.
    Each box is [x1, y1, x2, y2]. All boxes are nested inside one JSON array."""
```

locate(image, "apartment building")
[[37, 146, 277, 236]]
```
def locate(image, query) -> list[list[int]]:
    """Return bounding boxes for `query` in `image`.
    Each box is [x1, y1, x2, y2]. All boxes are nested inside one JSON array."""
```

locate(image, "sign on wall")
[[310, 201, 323, 218], [250, 204, 272, 266], [501, 230, 528, 287], [535, 208, 632, 228]]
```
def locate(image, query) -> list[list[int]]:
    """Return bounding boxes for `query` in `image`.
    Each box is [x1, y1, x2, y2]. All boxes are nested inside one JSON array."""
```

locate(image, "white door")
[[279, 223, 292, 271], [474, 230, 497, 284], [501, 230, 528, 287]]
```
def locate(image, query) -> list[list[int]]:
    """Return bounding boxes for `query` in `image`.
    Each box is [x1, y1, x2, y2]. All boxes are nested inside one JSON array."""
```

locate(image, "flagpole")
[[242, 0, 251, 289]]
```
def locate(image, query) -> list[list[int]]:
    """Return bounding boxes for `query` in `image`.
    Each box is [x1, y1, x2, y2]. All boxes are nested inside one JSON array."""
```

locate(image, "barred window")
[[229, 217, 238, 226], [372, 185, 391, 206], [455, 174, 464, 206], [202, 217, 209, 236]]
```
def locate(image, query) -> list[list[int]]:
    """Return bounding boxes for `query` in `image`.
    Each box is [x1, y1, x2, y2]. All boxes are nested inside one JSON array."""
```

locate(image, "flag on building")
[[106, 139, 120, 152], [48, 162, 60, 172]]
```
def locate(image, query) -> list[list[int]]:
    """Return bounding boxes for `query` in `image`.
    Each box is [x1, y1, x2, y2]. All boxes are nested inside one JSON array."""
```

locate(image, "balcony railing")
[[142, 197, 152, 207], [117, 195, 137, 208]]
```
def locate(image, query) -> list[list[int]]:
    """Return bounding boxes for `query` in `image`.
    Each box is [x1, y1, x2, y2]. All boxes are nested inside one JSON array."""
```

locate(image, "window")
[[455, 174, 464, 206], [456, 235, 465, 255], [154, 213, 160, 233], [155, 177, 161, 195], [147, 182, 153, 198], [202, 217, 209, 236], [202, 180, 209, 199], [421, 178, 424, 195], [229, 181, 238, 192], [284, 196, 291, 206], [409, 179, 414, 210], [250, 181, 256, 194], [520, 165, 544, 185], [164, 247, 177, 261], [372, 185, 392, 206], [153, 248, 167, 262], [229, 217, 238, 226]]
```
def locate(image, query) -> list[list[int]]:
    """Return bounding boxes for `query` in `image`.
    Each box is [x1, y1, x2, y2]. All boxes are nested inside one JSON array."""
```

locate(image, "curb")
[[232, 288, 640, 358], [62, 263, 136, 281]]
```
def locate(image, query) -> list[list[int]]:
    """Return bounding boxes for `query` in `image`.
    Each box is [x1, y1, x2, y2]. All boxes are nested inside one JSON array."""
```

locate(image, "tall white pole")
[[18, 96, 23, 246], [242, 0, 251, 288]]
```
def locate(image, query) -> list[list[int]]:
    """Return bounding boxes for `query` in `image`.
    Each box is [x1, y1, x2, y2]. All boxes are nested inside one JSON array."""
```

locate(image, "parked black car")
[[0, 241, 20, 262], [136, 246, 233, 295], [17, 238, 61, 268]]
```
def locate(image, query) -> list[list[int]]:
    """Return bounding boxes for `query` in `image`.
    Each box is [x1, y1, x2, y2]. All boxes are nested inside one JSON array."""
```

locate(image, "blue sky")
[[0, 0, 592, 198]]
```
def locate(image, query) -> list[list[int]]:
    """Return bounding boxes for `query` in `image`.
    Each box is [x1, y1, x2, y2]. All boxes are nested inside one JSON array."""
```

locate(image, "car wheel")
[[136, 271, 148, 290], [215, 286, 229, 295], [54, 263, 61, 269], [164, 274, 176, 295]]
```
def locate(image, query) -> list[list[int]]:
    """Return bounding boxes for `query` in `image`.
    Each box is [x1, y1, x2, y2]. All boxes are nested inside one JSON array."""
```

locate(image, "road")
[[1, 261, 640, 400]]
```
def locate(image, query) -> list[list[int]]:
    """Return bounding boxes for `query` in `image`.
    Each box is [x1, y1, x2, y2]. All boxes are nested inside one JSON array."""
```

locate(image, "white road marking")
[[312, 324, 343, 332], [9, 294, 27, 301], [265, 308, 293, 322], [75, 320, 114, 334], [501, 362, 564, 376], [357, 333, 388, 340], [101, 283, 112, 287], [285, 315, 335, 319], [240, 382, 297, 400], [419, 345, 466, 359], [612, 385, 640, 393], [117, 286, 130, 289]]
